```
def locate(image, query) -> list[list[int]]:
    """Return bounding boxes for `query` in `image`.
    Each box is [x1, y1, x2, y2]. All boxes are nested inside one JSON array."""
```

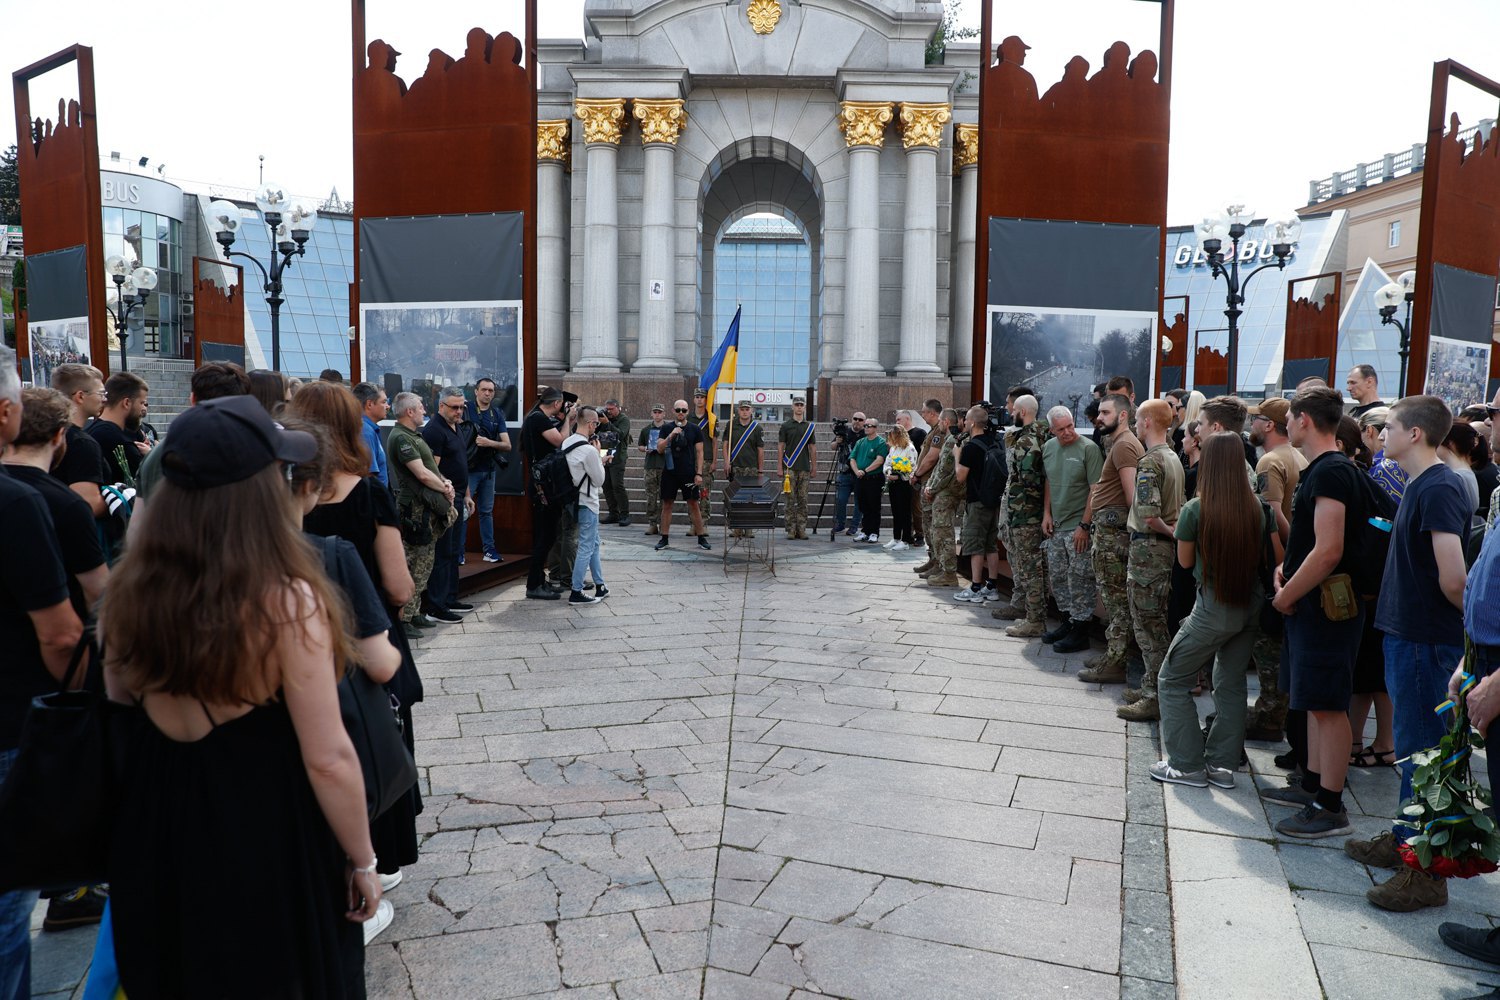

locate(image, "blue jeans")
[[470, 468, 497, 553], [571, 506, 605, 592], [1385, 635, 1464, 838], [834, 473, 861, 533], [0, 748, 38, 1000]]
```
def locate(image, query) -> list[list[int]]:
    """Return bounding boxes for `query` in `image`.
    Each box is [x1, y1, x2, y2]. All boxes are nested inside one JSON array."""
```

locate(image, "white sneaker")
[[981, 587, 1002, 602], [891, 540, 909, 551], [862, 535, 879, 544], [379, 870, 403, 892], [363, 898, 394, 946], [953, 587, 984, 603], [882, 539, 898, 550]]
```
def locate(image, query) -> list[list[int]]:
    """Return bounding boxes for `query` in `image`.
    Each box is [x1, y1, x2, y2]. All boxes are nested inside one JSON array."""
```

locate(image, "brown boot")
[[1344, 831, 1401, 870], [990, 604, 1026, 621], [912, 559, 935, 575], [1117, 696, 1159, 721], [1077, 660, 1128, 684], [1367, 867, 1448, 912], [1005, 619, 1047, 638], [926, 572, 959, 588], [1122, 687, 1144, 704]]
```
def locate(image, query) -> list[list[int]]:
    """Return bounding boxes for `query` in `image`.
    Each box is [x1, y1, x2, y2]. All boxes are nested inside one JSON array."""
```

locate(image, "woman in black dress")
[[290, 382, 423, 888], [102, 395, 380, 998]]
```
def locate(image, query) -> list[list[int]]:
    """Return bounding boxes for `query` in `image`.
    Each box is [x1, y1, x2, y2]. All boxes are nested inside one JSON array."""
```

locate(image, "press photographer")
[[831, 411, 867, 538]]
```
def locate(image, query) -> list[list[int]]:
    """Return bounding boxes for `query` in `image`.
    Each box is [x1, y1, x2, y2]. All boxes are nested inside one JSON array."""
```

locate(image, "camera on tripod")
[[975, 400, 1008, 433], [832, 417, 849, 436]]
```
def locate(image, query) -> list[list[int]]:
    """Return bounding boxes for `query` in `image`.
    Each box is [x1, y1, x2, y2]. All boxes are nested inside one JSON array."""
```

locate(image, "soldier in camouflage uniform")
[[721, 400, 766, 538], [1040, 406, 1104, 654], [1118, 400, 1185, 721], [1080, 395, 1143, 684], [922, 408, 964, 587], [638, 404, 668, 535], [386, 396, 458, 629], [777, 395, 817, 539], [911, 401, 945, 576], [1001, 395, 1050, 637]]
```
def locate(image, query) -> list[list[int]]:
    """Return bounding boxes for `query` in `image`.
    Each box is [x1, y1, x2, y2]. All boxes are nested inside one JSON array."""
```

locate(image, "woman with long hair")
[[883, 425, 918, 550], [1335, 414, 1372, 469], [248, 368, 292, 418], [288, 382, 424, 894], [101, 395, 379, 997], [1151, 432, 1282, 790]]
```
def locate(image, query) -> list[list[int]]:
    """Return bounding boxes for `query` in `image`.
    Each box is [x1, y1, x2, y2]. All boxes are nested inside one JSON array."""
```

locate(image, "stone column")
[[574, 98, 628, 371], [632, 99, 687, 372], [896, 102, 951, 374], [837, 101, 893, 375], [950, 123, 980, 377], [536, 120, 571, 370]]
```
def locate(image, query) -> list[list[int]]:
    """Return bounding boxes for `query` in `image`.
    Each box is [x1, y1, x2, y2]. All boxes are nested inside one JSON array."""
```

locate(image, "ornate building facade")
[[536, 0, 980, 416]]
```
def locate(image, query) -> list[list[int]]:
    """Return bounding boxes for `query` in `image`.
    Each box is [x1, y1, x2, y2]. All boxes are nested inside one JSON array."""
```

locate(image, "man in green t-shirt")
[[1040, 406, 1104, 653], [386, 391, 456, 630], [637, 404, 668, 535], [777, 395, 817, 540], [720, 400, 765, 538], [849, 417, 890, 543]]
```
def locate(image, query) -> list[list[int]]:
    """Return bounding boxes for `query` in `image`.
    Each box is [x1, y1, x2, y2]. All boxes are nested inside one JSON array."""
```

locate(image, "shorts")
[[960, 502, 999, 556], [1279, 591, 1364, 712], [660, 474, 701, 502]]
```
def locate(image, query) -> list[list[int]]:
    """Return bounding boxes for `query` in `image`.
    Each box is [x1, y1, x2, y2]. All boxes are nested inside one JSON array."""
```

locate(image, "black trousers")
[[528, 497, 561, 590], [856, 473, 885, 538], [888, 479, 913, 543]]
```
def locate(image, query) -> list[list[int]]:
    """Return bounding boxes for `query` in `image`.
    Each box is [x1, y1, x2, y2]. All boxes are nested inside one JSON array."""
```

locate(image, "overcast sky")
[[5, 0, 1498, 224]]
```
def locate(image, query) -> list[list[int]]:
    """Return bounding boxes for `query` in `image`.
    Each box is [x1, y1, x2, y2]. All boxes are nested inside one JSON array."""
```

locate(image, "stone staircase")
[[129, 357, 196, 431]]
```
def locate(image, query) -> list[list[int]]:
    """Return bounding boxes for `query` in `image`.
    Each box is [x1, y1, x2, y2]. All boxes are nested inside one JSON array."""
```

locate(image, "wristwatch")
[[1080, 521, 1094, 533]]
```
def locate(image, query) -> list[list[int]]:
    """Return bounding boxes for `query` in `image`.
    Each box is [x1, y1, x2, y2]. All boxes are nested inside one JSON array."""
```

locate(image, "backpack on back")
[[530, 440, 590, 508], [977, 436, 1008, 509], [1348, 465, 1398, 597]]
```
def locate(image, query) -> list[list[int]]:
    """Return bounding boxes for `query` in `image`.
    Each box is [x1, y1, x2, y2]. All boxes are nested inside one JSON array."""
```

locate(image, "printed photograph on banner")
[[986, 307, 1156, 425], [27, 316, 91, 387], [1424, 336, 1491, 415], [361, 301, 524, 422]]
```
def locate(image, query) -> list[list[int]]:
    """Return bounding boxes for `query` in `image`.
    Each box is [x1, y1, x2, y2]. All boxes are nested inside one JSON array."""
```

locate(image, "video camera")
[[976, 400, 1009, 433], [832, 416, 849, 436]]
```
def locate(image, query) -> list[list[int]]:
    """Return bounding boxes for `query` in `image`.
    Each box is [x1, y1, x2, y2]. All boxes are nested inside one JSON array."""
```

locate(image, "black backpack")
[[977, 435, 1008, 509], [530, 441, 591, 508], [1348, 463, 1398, 597]]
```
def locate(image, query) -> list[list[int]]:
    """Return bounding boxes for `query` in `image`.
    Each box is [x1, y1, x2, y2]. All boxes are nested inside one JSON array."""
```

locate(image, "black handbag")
[[0, 632, 127, 893], [318, 535, 418, 819]]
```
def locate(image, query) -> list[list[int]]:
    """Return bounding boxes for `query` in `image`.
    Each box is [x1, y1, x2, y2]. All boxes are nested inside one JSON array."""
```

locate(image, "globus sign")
[[1173, 239, 1296, 269], [738, 388, 798, 406]]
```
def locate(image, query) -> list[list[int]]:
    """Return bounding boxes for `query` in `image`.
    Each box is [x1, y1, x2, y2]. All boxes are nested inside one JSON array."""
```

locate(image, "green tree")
[[925, 0, 979, 65], [0, 145, 18, 226]]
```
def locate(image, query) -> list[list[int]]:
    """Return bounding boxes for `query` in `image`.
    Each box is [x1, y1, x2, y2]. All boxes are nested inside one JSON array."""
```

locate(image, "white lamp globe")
[[255, 182, 290, 217], [131, 266, 159, 293], [105, 255, 132, 279], [1376, 282, 1405, 310], [207, 200, 242, 236]]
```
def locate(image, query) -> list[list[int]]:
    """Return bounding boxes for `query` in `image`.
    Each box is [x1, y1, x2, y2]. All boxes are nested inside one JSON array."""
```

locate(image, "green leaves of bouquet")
[[1395, 669, 1500, 878]]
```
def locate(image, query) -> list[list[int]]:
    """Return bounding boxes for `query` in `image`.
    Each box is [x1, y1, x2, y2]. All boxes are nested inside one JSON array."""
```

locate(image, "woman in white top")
[[565, 406, 611, 604], [883, 426, 920, 550]]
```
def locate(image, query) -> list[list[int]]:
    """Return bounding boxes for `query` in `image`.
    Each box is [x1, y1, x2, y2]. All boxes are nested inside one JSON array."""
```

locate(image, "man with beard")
[[655, 399, 711, 551], [692, 390, 715, 521], [88, 372, 151, 487], [1078, 394, 1143, 684]]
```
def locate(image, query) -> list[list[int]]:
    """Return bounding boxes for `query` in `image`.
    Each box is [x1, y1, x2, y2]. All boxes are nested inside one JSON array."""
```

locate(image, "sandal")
[[1350, 746, 1396, 768]]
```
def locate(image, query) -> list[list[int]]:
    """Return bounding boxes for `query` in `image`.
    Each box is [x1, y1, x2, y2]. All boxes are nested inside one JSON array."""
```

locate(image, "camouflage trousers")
[[700, 470, 714, 521], [402, 540, 436, 622], [1045, 530, 1096, 622], [1250, 628, 1289, 729], [1092, 526, 1131, 667], [930, 491, 962, 574], [1009, 523, 1048, 622], [785, 470, 811, 537], [1127, 536, 1175, 693], [642, 468, 663, 531]]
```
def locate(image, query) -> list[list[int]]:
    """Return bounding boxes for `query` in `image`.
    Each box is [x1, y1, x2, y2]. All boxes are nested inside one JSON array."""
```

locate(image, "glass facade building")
[[711, 215, 813, 390]]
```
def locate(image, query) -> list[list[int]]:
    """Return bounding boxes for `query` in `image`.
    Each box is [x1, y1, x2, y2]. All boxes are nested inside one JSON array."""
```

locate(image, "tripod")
[[813, 461, 841, 539]]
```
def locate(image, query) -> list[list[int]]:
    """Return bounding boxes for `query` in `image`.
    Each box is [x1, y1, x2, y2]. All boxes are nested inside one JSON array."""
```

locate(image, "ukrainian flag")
[[698, 306, 740, 441]]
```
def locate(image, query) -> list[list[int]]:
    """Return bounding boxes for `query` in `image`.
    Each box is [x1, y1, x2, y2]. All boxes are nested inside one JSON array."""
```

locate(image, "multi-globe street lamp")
[[205, 184, 319, 373], [1195, 206, 1302, 395], [1376, 270, 1418, 396], [104, 254, 158, 373]]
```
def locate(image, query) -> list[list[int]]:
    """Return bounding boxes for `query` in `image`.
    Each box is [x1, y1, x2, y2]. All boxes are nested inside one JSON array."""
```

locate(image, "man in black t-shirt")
[[421, 388, 476, 621], [49, 363, 108, 518], [3, 389, 108, 616], [0, 348, 86, 979], [655, 399, 710, 551], [88, 371, 151, 486], [521, 388, 567, 597], [1264, 386, 1365, 842]]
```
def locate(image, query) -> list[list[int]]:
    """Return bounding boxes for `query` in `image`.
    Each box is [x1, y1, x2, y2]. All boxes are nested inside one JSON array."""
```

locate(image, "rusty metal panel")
[[1284, 271, 1342, 388], [12, 46, 107, 374], [191, 256, 245, 368], [1155, 293, 1187, 391]]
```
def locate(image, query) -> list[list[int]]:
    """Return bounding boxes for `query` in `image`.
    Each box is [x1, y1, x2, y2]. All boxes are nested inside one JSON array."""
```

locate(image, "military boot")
[[1078, 656, 1127, 684], [989, 604, 1026, 621], [1005, 619, 1048, 638], [1052, 620, 1092, 654], [926, 571, 959, 587], [912, 558, 935, 575], [1117, 695, 1160, 721]]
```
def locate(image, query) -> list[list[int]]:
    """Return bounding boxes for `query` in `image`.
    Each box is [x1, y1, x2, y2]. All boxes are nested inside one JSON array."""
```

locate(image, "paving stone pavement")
[[25, 530, 1500, 999]]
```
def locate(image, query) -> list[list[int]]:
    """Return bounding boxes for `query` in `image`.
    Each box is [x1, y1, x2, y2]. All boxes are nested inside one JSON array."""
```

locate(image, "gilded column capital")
[[898, 102, 952, 151], [575, 98, 628, 146], [537, 119, 571, 164], [837, 101, 894, 149], [953, 122, 979, 174], [633, 99, 688, 146], [746, 0, 782, 34]]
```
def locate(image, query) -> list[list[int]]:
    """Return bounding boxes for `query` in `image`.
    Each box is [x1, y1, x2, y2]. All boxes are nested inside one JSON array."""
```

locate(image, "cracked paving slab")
[[367, 541, 1141, 999]]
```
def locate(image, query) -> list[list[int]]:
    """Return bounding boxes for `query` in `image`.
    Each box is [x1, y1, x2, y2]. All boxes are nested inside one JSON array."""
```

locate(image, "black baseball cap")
[[160, 395, 317, 490]]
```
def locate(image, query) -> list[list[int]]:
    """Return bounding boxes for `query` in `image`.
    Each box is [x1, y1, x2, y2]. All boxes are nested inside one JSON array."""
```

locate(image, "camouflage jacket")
[[929, 430, 964, 498], [1004, 421, 1048, 525]]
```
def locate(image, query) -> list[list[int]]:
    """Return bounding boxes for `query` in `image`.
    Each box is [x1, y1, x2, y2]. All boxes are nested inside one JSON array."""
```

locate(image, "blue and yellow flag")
[[698, 306, 740, 441]]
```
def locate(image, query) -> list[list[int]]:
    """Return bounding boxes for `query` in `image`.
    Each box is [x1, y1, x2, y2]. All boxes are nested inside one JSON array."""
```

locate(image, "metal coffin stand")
[[722, 475, 782, 573]]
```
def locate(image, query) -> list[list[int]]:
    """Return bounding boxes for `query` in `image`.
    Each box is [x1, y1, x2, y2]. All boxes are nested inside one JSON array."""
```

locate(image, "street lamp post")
[[1376, 270, 1418, 397], [205, 184, 318, 373], [1195, 207, 1302, 395], [104, 255, 158, 373]]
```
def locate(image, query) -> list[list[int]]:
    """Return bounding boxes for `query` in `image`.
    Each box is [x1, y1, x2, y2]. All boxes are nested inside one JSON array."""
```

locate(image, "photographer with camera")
[[522, 387, 567, 600], [597, 400, 631, 527], [465, 377, 512, 565], [655, 399, 711, 551], [831, 412, 866, 538]]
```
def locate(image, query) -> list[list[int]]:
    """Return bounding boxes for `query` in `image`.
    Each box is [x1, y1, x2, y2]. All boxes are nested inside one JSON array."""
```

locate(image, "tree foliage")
[[925, 0, 979, 65], [0, 145, 19, 226]]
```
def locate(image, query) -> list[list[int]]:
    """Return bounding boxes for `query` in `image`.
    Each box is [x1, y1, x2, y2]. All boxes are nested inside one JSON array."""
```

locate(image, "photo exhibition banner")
[[360, 212, 525, 496], [986, 219, 1160, 421], [22, 244, 90, 385], [1425, 263, 1498, 413]]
